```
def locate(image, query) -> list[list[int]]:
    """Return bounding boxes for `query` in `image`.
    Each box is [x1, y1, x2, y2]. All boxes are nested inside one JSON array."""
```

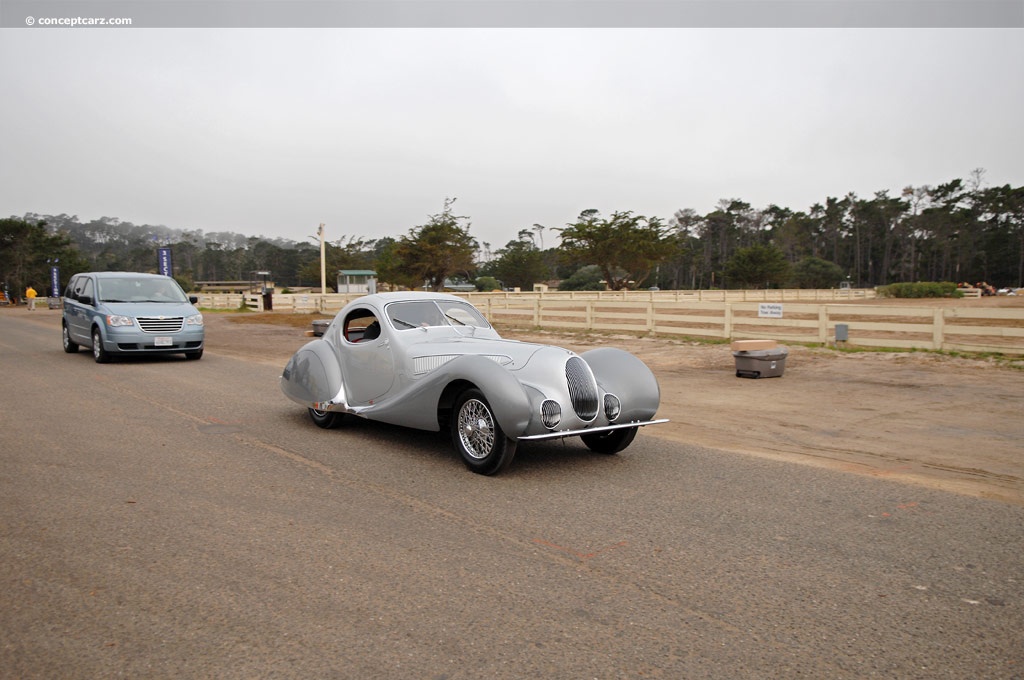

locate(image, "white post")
[[318, 223, 326, 296]]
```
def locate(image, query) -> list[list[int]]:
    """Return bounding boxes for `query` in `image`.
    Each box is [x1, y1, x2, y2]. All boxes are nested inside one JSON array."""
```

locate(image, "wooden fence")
[[194, 289, 1024, 355], [475, 298, 1024, 355]]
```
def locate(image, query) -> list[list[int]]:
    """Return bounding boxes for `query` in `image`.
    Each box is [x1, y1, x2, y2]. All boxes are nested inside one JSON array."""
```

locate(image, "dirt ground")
[[209, 295, 1024, 507]]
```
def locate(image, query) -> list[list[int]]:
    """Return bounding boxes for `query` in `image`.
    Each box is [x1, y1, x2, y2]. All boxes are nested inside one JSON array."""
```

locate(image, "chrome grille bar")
[[565, 356, 599, 421], [137, 316, 184, 333]]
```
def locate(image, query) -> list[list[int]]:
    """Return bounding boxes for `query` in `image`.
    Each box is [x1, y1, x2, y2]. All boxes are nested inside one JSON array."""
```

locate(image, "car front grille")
[[137, 316, 184, 333], [565, 356, 599, 421]]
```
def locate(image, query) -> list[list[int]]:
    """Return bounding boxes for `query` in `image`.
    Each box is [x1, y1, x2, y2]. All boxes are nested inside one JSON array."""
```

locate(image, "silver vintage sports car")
[[281, 292, 666, 475]]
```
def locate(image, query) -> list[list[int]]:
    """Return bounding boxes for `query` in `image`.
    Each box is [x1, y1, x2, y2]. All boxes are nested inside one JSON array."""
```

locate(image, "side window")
[[342, 309, 381, 344], [65, 276, 80, 298], [80, 278, 94, 302]]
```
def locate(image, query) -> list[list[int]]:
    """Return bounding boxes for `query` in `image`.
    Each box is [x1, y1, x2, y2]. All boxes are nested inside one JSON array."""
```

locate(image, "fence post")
[[646, 301, 654, 333], [723, 303, 733, 339], [818, 306, 828, 343], [933, 308, 944, 350], [533, 298, 541, 327], [586, 301, 594, 330]]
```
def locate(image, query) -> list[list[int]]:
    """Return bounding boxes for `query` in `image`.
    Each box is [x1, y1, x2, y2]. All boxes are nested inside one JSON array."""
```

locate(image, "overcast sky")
[[1, 27, 1021, 250]]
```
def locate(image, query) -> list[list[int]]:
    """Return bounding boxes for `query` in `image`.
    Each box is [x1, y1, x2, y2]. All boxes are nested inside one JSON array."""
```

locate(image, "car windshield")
[[98, 278, 188, 303], [387, 300, 490, 330]]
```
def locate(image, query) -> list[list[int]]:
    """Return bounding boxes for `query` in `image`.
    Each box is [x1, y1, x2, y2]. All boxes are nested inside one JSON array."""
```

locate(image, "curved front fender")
[[581, 347, 661, 422], [363, 353, 534, 436], [447, 354, 534, 437]]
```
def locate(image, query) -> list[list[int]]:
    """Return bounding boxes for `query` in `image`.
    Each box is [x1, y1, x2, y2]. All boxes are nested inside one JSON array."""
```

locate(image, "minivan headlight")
[[106, 314, 134, 327], [186, 313, 204, 326]]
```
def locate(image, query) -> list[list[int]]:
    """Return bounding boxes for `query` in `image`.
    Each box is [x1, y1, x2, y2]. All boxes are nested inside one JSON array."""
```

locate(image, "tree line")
[[3, 171, 1021, 299]]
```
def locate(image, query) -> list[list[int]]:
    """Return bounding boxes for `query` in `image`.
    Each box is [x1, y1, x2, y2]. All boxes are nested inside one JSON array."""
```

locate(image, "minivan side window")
[[80, 278, 94, 302]]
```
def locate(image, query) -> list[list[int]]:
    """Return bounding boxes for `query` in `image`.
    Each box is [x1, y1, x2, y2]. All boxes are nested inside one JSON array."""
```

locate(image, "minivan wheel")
[[62, 323, 79, 353], [91, 328, 111, 364]]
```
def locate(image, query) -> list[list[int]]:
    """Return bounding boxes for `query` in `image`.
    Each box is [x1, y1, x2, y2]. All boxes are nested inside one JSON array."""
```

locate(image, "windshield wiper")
[[391, 317, 418, 329], [444, 313, 467, 326]]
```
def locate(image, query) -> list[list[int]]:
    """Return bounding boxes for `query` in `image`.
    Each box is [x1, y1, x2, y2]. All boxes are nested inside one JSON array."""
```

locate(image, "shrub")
[[877, 282, 962, 298], [791, 257, 845, 289], [474, 276, 501, 292]]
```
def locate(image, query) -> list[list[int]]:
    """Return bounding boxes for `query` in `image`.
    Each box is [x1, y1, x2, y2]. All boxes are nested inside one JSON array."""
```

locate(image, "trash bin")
[[311, 319, 330, 337], [733, 346, 788, 379]]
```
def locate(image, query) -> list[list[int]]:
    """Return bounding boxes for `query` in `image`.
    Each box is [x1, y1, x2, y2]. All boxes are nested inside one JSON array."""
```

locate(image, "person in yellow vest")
[[25, 285, 37, 311]]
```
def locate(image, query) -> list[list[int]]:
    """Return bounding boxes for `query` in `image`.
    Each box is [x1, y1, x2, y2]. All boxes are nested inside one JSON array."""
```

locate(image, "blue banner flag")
[[50, 266, 60, 297], [158, 247, 173, 277]]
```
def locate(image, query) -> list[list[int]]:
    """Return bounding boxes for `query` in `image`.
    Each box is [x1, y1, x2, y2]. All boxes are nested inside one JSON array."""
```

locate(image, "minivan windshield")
[[97, 278, 189, 303]]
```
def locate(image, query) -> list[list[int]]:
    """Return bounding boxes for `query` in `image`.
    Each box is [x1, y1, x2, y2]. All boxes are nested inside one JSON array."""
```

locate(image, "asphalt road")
[[1, 310, 1021, 679]]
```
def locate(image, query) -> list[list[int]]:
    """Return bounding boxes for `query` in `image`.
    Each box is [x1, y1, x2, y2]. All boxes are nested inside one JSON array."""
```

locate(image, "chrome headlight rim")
[[540, 399, 562, 429], [603, 393, 621, 422]]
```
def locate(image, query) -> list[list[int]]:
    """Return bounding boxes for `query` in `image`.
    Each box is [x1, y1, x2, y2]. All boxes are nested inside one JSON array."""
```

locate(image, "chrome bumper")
[[518, 418, 669, 441]]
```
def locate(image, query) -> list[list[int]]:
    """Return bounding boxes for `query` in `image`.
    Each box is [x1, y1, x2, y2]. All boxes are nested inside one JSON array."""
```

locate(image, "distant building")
[[337, 270, 377, 294], [442, 279, 477, 292]]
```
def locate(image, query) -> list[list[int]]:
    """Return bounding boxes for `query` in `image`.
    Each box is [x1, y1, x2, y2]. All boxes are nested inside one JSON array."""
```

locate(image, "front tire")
[[581, 426, 638, 454], [308, 408, 344, 429], [91, 327, 111, 364], [62, 323, 79, 353], [452, 388, 516, 475]]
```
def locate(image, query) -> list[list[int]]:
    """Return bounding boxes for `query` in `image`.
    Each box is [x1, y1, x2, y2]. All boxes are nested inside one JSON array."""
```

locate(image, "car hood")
[[100, 301, 199, 316], [409, 336, 574, 372]]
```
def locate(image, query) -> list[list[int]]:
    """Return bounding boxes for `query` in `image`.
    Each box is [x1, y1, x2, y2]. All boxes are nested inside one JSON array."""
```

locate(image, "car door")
[[340, 309, 395, 405], [65, 275, 90, 342]]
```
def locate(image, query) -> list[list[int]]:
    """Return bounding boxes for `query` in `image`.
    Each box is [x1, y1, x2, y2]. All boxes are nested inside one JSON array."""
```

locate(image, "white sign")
[[758, 303, 784, 318]]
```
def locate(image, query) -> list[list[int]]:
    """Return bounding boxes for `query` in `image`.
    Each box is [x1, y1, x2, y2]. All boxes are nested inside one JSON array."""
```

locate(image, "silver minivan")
[[62, 272, 205, 362]]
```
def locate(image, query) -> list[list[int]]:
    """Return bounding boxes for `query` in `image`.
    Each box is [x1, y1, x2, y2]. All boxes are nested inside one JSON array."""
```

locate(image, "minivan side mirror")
[[189, 296, 199, 305], [78, 295, 94, 306]]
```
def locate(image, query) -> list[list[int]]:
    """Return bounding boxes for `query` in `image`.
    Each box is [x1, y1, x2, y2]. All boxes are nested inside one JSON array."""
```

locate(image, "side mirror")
[[189, 296, 199, 305], [79, 295, 94, 306]]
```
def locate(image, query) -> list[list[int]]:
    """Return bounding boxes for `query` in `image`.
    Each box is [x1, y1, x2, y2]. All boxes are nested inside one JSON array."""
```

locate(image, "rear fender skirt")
[[280, 340, 345, 409]]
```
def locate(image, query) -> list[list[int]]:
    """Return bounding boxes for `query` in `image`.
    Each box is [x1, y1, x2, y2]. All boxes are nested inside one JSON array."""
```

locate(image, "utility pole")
[[318, 223, 326, 294]]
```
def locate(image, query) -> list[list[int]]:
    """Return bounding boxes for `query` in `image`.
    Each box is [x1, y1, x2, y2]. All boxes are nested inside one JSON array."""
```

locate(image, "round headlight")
[[604, 393, 621, 421], [540, 399, 561, 429]]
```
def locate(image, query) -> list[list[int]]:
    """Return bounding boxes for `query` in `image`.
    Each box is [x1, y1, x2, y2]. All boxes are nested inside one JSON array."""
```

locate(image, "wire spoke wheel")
[[452, 388, 516, 475], [458, 398, 496, 460]]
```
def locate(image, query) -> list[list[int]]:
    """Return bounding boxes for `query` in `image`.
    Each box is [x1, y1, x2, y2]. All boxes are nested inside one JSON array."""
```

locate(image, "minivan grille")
[[137, 316, 184, 333], [565, 356, 599, 421]]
